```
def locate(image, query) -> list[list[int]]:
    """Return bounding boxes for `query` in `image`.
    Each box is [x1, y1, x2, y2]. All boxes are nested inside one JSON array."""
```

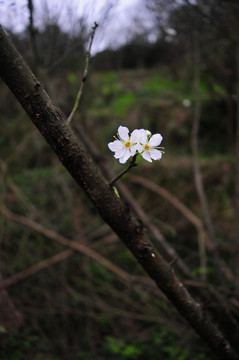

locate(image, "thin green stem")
[[109, 154, 138, 187], [66, 22, 98, 126]]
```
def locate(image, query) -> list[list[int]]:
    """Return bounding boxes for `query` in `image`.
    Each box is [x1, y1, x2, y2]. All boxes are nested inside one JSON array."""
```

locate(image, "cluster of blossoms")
[[108, 126, 164, 164]]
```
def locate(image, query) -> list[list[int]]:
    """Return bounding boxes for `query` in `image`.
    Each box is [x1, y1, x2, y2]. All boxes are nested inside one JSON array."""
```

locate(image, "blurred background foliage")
[[0, 0, 239, 359]]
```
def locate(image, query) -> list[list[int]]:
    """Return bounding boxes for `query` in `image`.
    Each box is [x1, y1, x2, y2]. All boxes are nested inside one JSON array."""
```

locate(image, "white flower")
[[108, 126, 164, 164], [138, 131, 164, 162], [108, 126, 140, 164]]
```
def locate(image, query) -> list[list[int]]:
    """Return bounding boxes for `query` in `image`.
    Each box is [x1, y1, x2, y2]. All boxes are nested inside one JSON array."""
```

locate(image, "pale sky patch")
[[0, 0, 153, 53]]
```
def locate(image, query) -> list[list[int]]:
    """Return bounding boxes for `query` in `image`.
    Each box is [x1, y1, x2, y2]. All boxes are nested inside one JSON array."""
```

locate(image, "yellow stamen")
[[125, 141, 131, 148], [144, 144, 150, 151]]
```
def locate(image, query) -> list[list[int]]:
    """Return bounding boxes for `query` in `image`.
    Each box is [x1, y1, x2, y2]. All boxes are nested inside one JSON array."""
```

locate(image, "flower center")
[[125, 141, 131, 148], [144, 144, 150, 151]]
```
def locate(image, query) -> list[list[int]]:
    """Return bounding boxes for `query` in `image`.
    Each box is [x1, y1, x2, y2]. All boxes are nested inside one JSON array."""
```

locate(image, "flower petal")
[[130, 129, 144, 143], [108, 140, 123, 152], [137, 144, 145, 153], [118, 126, 129, 141], [141, 151, 152, 162], [149, 134, 163, 147], [119, 150, 131, 163], [114, 150, 125, 159], [136, 129, 148, 144], [150, 149, 162, 160], [129, 144, 138, 156], [130, 130, 139, 144]]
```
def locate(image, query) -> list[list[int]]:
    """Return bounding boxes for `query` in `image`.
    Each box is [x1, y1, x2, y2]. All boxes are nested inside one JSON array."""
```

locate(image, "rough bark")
[[0, 26, 238, 360]]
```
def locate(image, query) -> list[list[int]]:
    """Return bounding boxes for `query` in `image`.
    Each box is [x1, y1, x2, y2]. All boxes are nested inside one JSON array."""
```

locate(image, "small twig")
[[27, 0, 39, 74], [109, 154, 138, 187], [1, 206, 131, 283], [0, 250, 73, 289], [66, 22, 98, 126]]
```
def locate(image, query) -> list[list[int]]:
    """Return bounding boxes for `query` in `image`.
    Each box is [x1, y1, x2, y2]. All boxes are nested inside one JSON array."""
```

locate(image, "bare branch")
[[0, 249, 73, 289], [128, 174, 236, 283], [67, 22, 98, 125], [191, 30, 220, 270], [27, 0, 39, 73], [129, 174, 207, 278], [1, 207, 131, 283]]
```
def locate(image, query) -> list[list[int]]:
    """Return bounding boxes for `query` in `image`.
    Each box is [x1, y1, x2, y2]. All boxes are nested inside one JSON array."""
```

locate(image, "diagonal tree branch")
[[128, 174, 236, 283], [0, 26, 238, 360]]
